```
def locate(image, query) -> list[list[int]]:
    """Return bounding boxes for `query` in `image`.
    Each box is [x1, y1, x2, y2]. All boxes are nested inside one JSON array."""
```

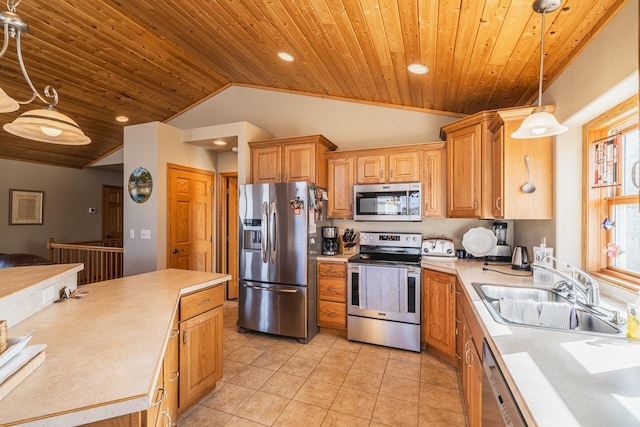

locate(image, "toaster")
[[421, 238, 455, 257]]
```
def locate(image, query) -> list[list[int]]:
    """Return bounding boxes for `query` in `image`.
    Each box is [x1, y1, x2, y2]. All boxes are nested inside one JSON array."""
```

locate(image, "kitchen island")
[[0, 268, 231, 426], [423, 258, 640, 426]]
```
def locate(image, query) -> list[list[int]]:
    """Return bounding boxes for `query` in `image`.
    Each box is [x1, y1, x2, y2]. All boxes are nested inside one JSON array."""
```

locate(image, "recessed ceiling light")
[[115, 115, 129, 123], [407, 63, 429, 75], [277, 51, 295, 62], [213, 140, 227, 146]]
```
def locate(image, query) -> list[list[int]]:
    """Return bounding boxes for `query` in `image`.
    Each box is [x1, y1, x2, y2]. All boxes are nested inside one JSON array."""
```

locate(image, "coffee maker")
[[486, 221, 512, 262], [322, 226, 338, 256]]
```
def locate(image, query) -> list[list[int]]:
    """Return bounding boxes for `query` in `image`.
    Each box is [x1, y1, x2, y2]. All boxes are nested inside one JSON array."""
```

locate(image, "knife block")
[[338, 232, 359, 255]]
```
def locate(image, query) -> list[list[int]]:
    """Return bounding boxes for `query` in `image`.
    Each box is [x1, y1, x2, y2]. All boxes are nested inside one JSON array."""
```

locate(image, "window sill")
[[591, 271, 640, 295]]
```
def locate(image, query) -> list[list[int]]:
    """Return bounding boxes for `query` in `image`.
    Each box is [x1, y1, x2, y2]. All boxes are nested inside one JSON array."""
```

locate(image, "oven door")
[[347, 263, 420, 324]]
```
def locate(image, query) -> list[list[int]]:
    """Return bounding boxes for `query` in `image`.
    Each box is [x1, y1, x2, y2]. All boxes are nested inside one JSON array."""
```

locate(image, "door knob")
[[172, 248, 180, 254]]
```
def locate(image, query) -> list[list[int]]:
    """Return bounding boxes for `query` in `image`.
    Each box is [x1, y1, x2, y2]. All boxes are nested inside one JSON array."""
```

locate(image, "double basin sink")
[[473, 282, 626, 337]]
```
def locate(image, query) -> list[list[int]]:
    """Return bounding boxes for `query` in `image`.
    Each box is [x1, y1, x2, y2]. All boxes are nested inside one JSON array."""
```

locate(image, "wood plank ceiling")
[[0, 0, 628, 168]]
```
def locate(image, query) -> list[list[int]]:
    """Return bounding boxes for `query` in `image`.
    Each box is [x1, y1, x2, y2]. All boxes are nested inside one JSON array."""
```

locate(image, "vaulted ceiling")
[[0, 0, 629, 168]]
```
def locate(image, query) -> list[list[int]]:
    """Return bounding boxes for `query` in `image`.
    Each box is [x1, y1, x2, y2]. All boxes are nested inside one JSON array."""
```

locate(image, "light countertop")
[[1, 268, 231, 426], [422, 258, 640, 426]]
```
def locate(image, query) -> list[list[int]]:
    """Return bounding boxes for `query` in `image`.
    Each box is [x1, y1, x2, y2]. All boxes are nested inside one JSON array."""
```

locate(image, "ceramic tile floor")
[[178, 301, 467, 426]]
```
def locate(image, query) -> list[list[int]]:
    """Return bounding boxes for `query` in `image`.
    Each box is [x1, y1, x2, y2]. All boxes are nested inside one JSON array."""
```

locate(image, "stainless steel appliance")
[[353, 182, 422, 221], [511, 246, 531, 271], [486, 221, 512, 262], [482, 339, 527, 426], [238, 182, 326, 343], [347, 231, 422, 352], [322, 226, 338, 256]]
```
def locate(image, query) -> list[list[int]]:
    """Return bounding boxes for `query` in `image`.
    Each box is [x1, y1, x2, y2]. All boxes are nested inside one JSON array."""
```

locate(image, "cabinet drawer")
[[318, 262, 346, 278], [318, 301, 346, 329], [318, 278, 347, 302], [180, 285, 224, 321]]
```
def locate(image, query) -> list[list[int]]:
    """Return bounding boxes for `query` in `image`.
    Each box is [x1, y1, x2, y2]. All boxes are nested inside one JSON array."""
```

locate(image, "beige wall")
[[0, 158, 122, 257]]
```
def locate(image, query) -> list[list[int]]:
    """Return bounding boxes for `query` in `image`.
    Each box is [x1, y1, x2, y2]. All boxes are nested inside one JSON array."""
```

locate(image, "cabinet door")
[[447, 124, 482, 218], [164, 315, 179, 425], [356, 154, 386, 184], [491, 126, 504, 218], [327, 156, 355, 218], [251, 145, 281, 183], [422, 148, 446, 218], [179, 306, 223, 410], [423, 269, 456, 358], [388, 151, 420, 183], [283, 142, 315, 182], [468, 344, 483, 427]]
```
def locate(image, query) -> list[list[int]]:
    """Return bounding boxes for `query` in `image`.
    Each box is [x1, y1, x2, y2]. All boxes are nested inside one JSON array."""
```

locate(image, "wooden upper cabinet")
[[356, 154, 386, 184], [422, 144, 446, 218], [327, 153, 355, 218], [251, 145, 281, 183], [355, 150, 420, 184], [388, 151, 420, 182], [249, 135, 337, 187], [489, 108, 553, 219], [445, 122, 485, 218]]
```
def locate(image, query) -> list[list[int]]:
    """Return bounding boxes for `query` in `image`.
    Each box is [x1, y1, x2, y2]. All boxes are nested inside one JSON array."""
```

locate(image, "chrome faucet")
[[531, 256, 600, 306]]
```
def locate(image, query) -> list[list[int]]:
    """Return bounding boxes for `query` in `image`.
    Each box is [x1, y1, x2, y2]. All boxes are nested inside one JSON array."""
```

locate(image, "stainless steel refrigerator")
[[238, 181, 326, 343]]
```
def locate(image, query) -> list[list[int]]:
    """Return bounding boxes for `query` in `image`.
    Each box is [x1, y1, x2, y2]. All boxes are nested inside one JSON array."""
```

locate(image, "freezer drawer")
[[238, 280, 308, 339]]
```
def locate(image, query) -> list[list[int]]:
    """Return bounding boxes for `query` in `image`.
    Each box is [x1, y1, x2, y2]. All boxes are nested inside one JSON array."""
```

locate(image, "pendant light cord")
[[537, 10, 546, 108]]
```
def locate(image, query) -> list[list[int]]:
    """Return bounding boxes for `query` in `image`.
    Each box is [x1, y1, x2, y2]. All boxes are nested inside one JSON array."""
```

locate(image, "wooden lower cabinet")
[[317, 261, 347, 335], [422, 269, 456, 363], [179, 304, 223, 412], [457, 282, 483, 427]]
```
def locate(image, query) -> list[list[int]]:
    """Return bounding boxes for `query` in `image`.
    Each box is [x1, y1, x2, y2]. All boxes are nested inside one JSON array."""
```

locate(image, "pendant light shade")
[[0, 88, 20, 112], [511, 106, 568, 138], [512, 0, 567, 139], [0, 0, 90, 144], [3, 106, 90, 145]]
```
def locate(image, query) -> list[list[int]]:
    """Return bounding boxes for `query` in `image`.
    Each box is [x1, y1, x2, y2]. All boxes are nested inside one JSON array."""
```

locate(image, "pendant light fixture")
[[0, 0, 90, 145], [511, 0, 568, 139]]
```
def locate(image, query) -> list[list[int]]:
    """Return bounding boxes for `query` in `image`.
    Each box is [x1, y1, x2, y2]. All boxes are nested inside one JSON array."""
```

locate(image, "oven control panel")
[[359, 232, 422, 248]]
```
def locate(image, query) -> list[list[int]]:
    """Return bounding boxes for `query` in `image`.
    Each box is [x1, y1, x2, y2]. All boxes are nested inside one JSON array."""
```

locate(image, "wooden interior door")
[[168, 165, 213, 272], [224, 174, 239, 299], [102, 185, 123, 240]]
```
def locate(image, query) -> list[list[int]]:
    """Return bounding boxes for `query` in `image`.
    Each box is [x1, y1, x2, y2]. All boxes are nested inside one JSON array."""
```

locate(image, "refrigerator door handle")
[[244, 283, 298, 294], [269, 201, 277, 263], [261, 201, 269, 263]]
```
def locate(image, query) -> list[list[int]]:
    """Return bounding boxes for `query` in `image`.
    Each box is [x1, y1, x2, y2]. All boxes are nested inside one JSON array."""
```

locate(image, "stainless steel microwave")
[[353, 182, 422, 221]]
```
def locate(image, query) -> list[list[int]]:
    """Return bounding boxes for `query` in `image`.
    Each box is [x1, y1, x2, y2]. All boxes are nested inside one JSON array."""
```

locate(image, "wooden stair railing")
[[48, 238, 124, 285]]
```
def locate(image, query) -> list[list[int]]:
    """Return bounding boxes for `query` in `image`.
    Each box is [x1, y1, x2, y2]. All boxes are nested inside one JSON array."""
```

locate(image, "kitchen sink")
[[473, 283, 625, 337]]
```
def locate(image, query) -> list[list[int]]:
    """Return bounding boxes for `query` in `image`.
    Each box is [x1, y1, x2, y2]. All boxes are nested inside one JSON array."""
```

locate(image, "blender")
[[486, 221, 512, 262]]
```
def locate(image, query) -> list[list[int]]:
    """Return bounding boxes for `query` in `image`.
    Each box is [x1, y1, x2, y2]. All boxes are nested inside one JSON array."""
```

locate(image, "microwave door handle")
[[261, 201, 269, 263], [270, 201, 277, 263]]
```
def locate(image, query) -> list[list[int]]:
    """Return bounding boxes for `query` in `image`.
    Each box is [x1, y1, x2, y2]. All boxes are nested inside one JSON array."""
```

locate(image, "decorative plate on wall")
[[128, 167, 153, 204]]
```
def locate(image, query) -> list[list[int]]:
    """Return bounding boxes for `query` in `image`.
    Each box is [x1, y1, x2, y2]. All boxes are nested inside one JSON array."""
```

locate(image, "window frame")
[[583, 96, 639, 291]]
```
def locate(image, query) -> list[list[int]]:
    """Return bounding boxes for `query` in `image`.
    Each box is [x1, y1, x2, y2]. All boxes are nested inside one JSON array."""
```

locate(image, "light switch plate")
[[141, 229, 151, 239], [130, 229, 135, 239]]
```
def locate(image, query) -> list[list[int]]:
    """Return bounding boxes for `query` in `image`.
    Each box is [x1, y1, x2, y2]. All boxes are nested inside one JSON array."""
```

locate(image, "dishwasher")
[[482, 339, 527, 426]]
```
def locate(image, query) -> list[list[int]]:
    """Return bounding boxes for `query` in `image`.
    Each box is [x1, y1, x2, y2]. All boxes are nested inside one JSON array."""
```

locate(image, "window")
[[584, 96, 640, 288]]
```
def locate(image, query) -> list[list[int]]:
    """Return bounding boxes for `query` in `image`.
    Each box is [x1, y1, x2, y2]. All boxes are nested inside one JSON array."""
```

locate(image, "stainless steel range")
[[347, 231, 422, 352]]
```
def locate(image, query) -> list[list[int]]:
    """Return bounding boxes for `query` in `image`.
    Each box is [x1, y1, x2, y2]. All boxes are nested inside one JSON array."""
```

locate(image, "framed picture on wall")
[[9, 189, 44, 225]]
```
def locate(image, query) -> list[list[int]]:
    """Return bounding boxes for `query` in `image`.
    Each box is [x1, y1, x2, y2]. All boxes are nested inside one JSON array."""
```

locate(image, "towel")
[[539, 301, 574, 329], [358, 265, 408, 312], [498, 299, 541, 326]]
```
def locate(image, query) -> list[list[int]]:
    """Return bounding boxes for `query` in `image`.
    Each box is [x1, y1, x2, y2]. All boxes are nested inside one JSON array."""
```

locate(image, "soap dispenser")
[[627, 291, 640, 339], [532, 237, 553, 286]]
